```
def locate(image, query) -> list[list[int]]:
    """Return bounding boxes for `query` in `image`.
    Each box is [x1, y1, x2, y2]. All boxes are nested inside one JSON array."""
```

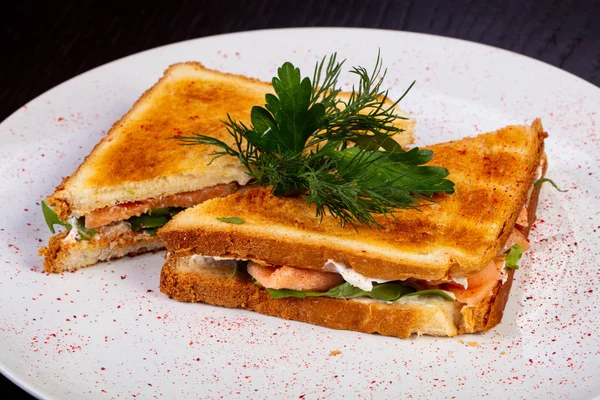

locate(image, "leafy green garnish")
[[176, 53, 454, 228], [74, 220, 97, 240], [534, 178, 567, 192], [127, 207, 182, 233], [41, 201, 96, 239], [267, 281, 455, 302], [41, 201, 70, 234], [217, 217, 244, 224], [505, 244, 523, 269]]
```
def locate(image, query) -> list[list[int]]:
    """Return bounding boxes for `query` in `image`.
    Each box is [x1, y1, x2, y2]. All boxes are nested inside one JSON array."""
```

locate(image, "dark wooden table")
[[1, 0, 598, 398]]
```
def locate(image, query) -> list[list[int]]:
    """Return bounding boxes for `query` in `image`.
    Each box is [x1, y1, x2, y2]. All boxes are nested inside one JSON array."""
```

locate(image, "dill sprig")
[[176, 53, 455, 228]]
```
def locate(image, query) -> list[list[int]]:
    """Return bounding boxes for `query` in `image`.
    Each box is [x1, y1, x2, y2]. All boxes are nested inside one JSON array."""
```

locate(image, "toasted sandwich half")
[[40, 62, 415, 273], [158, 120, 547, 338]]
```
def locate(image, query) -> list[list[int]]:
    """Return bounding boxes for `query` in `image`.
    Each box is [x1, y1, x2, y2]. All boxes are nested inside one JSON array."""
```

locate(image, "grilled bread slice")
[[158, 120, 547, 338], [159, 120, 546, 282], [158, 162, 545, 338], [40, 62, 415, 273]]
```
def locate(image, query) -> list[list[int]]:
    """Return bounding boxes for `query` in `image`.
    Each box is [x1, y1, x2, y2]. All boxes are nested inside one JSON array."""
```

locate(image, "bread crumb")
[[458, 340, 465, 344], [500, 351, 506, 355], [467, 341, 478, 347], [329, 350, 341, 356]]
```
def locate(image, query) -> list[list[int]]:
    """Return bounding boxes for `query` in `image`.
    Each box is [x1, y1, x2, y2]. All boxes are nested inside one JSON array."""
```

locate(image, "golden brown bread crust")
[[159, 166, 545, 337], [40, 62, 415, 272], [160, 257, 463, 338], [460, 150, 546, 333], [160, 120, 547, 281], [39, 230, 163, 273], [46, 62, 267, 219]]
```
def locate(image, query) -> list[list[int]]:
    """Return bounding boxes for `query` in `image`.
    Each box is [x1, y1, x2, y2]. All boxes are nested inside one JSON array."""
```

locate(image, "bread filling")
[[51, 182, 245, 244], [323, 259, 390, 291], [63, 220, 155, 244], [180, 154, 542, 304], [188, 223, 528, 305], [83, 182, 241, 229]]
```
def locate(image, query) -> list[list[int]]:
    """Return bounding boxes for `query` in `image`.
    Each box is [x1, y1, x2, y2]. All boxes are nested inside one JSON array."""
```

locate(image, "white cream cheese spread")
[[323, 259, 391, 291]]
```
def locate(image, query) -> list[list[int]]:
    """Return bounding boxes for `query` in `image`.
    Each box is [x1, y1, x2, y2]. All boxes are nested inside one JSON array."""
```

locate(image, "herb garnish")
[[177, 53, 454, 227], [217, 217, 244, 224]]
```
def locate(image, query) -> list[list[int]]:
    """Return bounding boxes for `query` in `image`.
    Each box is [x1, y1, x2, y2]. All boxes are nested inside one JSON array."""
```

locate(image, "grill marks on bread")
[[159, 120, 546, 281]]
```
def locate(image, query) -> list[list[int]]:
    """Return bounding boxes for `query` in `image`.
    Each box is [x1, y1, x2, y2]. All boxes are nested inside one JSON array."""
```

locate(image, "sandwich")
[[39, 61, 416, 273], [157, 120, 547, 338]]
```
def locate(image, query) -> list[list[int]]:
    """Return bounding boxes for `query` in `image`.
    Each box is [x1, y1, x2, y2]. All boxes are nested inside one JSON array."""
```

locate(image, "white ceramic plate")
[[1, 28, 599, 400]]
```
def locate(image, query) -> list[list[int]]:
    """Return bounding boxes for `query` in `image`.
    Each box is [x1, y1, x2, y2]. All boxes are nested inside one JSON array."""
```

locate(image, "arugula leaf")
[[267, 282, 410, 301], [505, 244, 523, 269], [534, 178, 567, 192], [41, 202, 97, 239], [128, 214, 170, 231], [41, 201, 71, 233], [369, 282, 416, 300], [73, 218, 97, 240], [127, 207, 182, 232], [217, 217, 244, 224], [267, 281, 456, 302]]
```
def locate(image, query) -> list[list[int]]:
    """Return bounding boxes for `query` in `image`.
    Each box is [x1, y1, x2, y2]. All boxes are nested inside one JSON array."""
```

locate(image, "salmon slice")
[[516, 206, 529, 227], [84, 182, 239, 228], [505, 228, 530, 251], [247, 262, 344, 292], [448, 276, 500, 305], [445, 258, 504, 304]]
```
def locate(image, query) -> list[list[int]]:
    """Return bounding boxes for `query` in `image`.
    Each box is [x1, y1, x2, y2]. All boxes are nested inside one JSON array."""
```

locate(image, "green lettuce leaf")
[[505, 244, 523, 269], [41, 201, 96, 239], [41, 201, 70, 233], [267, 281, 455, 302], [73, 219, 97, 240], [127, 207, 182, 233]]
